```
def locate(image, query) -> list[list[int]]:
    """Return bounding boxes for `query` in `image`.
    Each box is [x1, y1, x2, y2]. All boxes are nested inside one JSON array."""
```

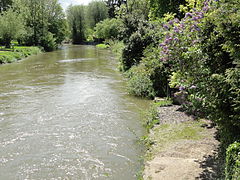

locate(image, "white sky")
[[59, 0, 94, 10]]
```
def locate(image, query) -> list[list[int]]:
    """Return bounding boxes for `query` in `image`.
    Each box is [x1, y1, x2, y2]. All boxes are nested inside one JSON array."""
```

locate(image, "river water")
[[0, 45, 150, 180]]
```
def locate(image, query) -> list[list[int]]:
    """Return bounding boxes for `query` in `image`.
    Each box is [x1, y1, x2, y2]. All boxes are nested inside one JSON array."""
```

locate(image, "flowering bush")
[[159, 0, 240, 145]]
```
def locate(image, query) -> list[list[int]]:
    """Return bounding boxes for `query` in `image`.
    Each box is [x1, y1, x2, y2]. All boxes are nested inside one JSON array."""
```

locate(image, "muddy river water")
[[0, 45, 150, 179]]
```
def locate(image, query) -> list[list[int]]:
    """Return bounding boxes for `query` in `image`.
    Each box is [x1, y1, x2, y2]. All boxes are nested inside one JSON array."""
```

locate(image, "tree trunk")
[[4, 37, 11, 48]]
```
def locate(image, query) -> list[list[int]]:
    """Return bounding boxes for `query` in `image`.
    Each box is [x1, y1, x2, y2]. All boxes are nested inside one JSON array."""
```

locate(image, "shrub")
[[118, 13, 154, 71], [121, 32, 146, 71], [94, 18, 122, 40], [0, 54, 15, 63], [225, 142, 240, 180], [204, 69, 240, 138], [126, 65, 155, 98], [40, 32, 57, 52], [0, 46, 41, 64]]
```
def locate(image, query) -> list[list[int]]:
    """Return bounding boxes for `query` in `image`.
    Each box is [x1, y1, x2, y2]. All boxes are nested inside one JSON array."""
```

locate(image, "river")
[[0, 45, 150, 180]]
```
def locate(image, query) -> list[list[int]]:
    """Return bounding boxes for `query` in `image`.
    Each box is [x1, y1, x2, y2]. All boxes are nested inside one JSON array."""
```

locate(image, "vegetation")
[[226, 142, 240, 180], [0, 0, 239, 178], [0, 9, 25, 48], [66, 1, 109, 44], [0, 0, 67, 53], [0, 46, 41, 64]]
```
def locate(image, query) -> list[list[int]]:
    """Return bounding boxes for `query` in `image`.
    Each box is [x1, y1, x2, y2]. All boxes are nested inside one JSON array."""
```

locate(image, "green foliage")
[[125, 46, 170, 98], [0, 8, 25, 48], [154, 99, 173, 107], [67, 1, 109, 44], [148, 0, 186, 19], [203, 69, 240, 136], [144, 102, 159, 131], [14, 0, 67, 49], [126, 65, 156, 98], [87, 1, 108, 28], [67, 5, 86, 44], [154, 2, 240, 173], [0, 46, 41, 64], [119, 15, 154, 71], [0, 0, 12, 12], [225, 142, 240, 180], [96, 43, 109, 49], [200, 0, 240, 74], [40, 32, 57, 52], [106, 40, 124, 56], [94, 18, 122, 40], [105, 0, 126, 18]]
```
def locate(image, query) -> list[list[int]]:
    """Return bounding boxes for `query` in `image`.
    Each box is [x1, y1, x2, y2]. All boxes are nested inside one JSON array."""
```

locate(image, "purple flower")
[[163, 46, 168, 51], [203, 6, 209, 11], [204, 0, 209, 6], [179, 86, 185, 91], [160, 43, 165, 47], [180, 23, 185, 29], [169, 20, 174, 25], [195, 25, 201, 31], [174, 18, 179, 23], [192, 16, 201, 21], [164, 38, 171, 44], [163, 24, 169, 30], [173, 37, 179, 41], [185, 12, 192, 17], [196, 12, 204, 18], [174, 26, 180, 33]]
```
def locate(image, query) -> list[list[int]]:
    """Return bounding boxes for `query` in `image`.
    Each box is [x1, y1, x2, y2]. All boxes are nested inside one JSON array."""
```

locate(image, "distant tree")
[[87, 1, 108, 28], [67, 5, 86, 44], [0, 8, 25, 48], [13, 0, 67, 50]]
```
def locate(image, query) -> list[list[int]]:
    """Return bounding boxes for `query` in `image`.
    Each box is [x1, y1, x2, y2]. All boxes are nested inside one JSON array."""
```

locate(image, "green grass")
[[144, 99, 173, 131], [145, 120, 206, 160], [155, 99, 173, 107], [96, 43, 110, 49], [0, 46, 41, 64]]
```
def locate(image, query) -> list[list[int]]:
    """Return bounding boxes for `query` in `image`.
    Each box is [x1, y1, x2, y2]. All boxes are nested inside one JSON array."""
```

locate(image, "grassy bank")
[[0, 46, 41, 64]]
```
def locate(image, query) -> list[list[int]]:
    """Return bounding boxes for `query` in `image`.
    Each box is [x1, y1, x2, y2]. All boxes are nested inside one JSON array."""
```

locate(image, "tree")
[[148, 0, 186, 19], [94, 18, 122, 40], [13, 0, 67, 49], [0, 8, 25, 48], [67, 5, 86, 44], [87, 1, 108, 28]]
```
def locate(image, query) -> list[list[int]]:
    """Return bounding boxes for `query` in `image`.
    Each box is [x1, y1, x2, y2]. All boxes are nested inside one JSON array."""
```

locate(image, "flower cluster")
[[159, 0, 212, 64]]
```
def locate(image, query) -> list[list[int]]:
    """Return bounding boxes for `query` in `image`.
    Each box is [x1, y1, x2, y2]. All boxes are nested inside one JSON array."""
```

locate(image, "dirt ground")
[[143, 105, 221, 180]]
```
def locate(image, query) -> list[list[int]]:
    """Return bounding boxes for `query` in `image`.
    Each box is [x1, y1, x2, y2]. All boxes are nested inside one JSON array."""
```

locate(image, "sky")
[[59, 0, 93, 10]]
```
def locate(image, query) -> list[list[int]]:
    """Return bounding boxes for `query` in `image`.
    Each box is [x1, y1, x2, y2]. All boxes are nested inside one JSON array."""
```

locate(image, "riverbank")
[[143, 103, 222, 179], [0, 46, 41, 64]]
